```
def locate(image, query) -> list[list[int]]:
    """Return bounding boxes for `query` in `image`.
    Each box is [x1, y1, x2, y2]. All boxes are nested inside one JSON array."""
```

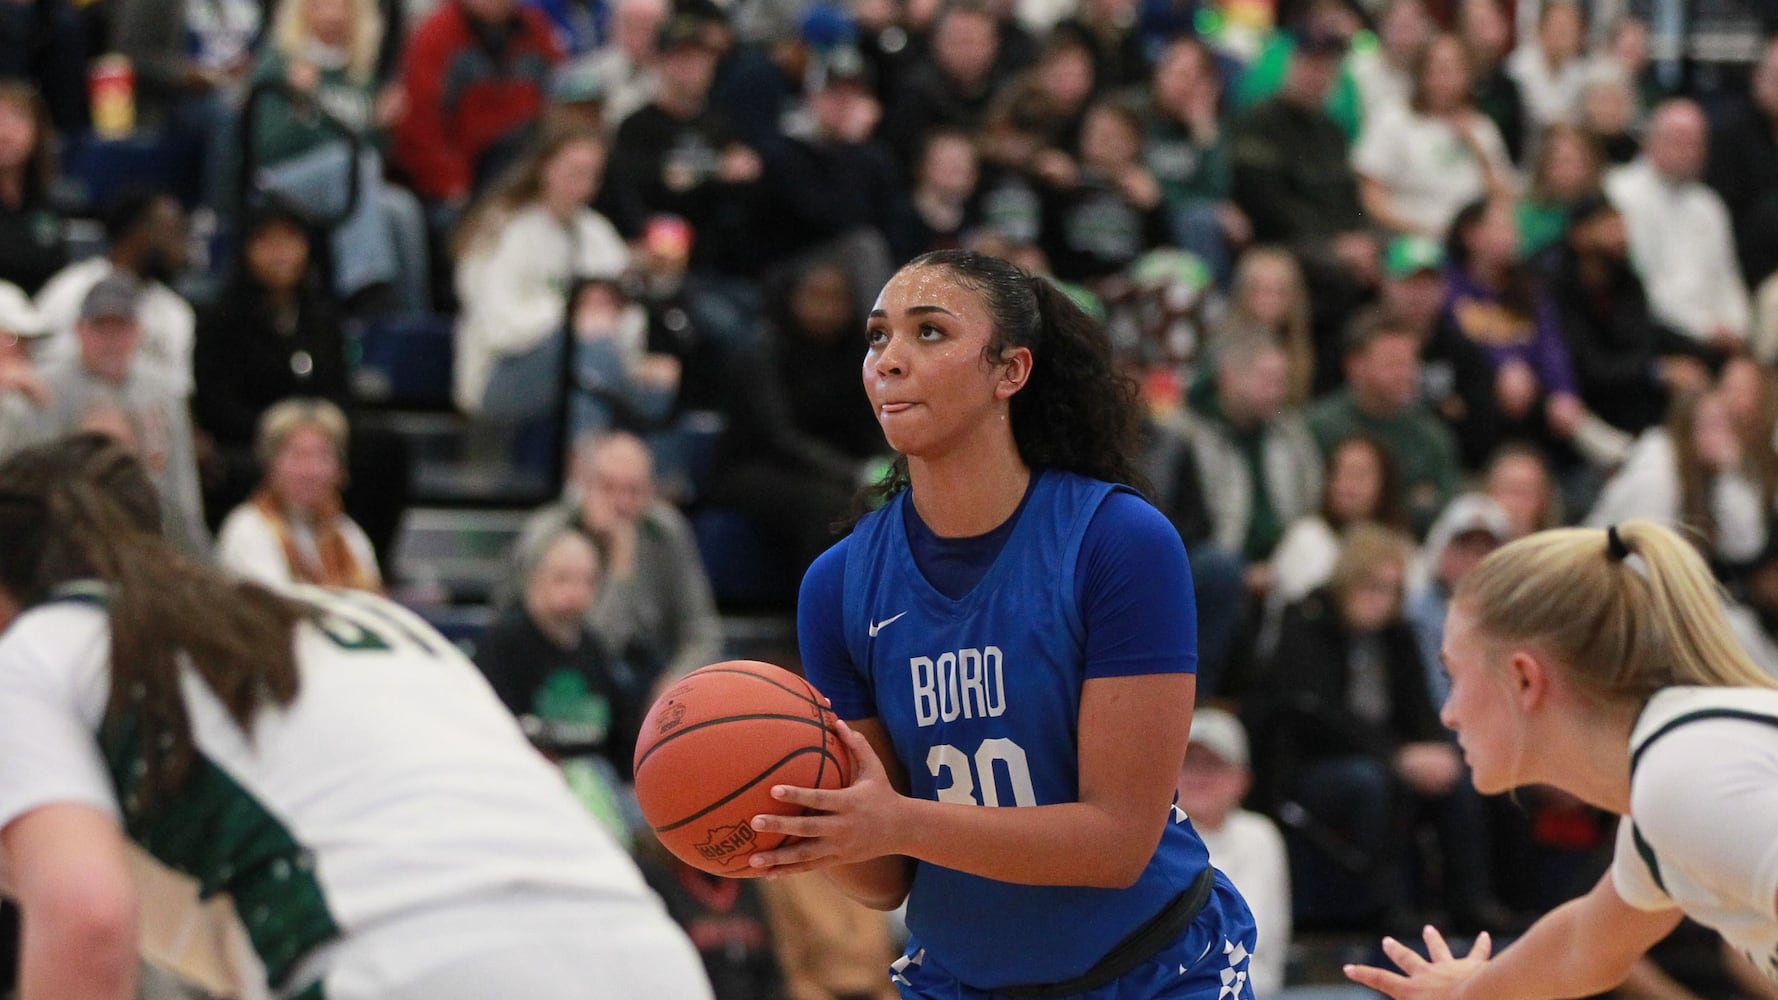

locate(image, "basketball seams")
[[633, 712, 833, 772], [651, 745, 849, 833], [688, 665, 826, 708]]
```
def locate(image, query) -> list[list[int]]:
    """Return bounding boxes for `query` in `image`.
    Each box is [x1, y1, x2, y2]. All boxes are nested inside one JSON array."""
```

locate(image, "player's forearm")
[[1456, 896, 1642, 1000], [890, 797, 1164, 888], [824, 856, 912, 911]]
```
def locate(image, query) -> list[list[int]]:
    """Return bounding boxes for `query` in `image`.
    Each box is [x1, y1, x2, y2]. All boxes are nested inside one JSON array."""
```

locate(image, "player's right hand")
[[1343, 925, 1491, 999]]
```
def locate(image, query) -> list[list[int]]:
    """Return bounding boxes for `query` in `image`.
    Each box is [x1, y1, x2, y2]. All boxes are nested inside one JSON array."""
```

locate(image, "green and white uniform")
[[0, 585, 711, 1000], [1613, 686, 1778, 985]]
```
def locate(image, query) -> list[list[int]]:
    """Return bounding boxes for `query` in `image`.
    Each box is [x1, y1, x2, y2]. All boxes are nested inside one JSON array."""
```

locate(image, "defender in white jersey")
[[1346, 520, 1778, 999], [0, 434, 713, 1000]]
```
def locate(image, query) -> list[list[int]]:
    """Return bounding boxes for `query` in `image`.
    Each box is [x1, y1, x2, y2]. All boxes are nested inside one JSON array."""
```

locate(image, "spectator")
[[0, 82, 66, 296], [705, 258, 888, 580], [192, 205, 411, 567], [1405, 491, 1508, 704], [391, 0, 563, 209], [1706, 36, 1778, 306], [453, 128, 672, 439], [1537, 192, 1712, 437], [1053, 0, 1148, 92], [1585, 386, 1772, 567], [35, 190, 196, 398], [754, 46, 899, 303], [601, 14, 763, 282], [1347, 0, 1432, 124], [1038, 98, 1168, 285], [1380, 235, 1500, 471], [1232, 0, 1364, 141], [111, 0, 258, 205], [992, 26, 1098, 176], [1269, 432, 1406, 616], [1484, 440, 1561, 540], [512, 431, 721, 688], [475, 524, 645, 780], [714, 1, 858, 150], [1515, 122, 1603, 258], [1171, 330, 1323, 593], [0, 0, 87, 132], [757, 873, 902, 1000], [878, 0, 1005, 166], [1308, 308, 1463, 536], [1230, 17, 1367, 258], [1216, 245, 1314, 403], [0, 280, 51, 456], [1600, 13, 1665, 118], [888, 128, 979, 264], [1505, 0, 1587, 140], [1353, 31, 1517, 241], [1230, 14, 1379, 351], [1456, 0, 1527, 165], [1577, 58, 1641, 166], [250, 0, 431, 316], [1605, 99, 1750, 349], [35, 274, 209, 555], [1141, 35, 1247, 284], [1175, 707, 1290, 998], [1442, 195, 1592, 460], [572, 0, 667, 130], [1259, 523, 1497, 934], [214, 398, 381, 591]]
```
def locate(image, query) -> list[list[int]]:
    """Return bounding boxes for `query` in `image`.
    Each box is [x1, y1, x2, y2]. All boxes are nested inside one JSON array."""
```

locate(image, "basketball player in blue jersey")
[[745, 250, 1259, 999]]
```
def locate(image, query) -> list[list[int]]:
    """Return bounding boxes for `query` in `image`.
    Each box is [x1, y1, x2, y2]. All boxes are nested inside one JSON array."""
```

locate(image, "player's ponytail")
[[1454, 520, 1777, 708], [0, 435, 309, 809]]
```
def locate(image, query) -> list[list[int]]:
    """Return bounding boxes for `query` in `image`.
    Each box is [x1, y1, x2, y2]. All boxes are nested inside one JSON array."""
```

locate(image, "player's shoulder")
[[1081, 487, 1183, 560]]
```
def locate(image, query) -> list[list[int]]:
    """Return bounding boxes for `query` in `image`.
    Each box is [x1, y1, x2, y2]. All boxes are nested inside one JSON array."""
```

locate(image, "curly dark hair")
[[0, 435, 309, 810], [858, 249, 1148, 511]]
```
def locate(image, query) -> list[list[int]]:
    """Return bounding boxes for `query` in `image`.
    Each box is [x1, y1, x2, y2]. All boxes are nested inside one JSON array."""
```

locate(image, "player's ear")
[[995, 346, 1033, 400], [1507, 649, 1548, 710]]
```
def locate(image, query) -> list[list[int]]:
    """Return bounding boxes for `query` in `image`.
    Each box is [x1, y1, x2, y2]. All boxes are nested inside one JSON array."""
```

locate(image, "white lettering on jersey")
[[910, 647, 1005, 727]]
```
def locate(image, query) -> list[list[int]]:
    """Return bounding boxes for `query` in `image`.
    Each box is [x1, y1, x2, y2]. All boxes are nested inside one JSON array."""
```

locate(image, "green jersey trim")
[[99, 708, 341, 988]]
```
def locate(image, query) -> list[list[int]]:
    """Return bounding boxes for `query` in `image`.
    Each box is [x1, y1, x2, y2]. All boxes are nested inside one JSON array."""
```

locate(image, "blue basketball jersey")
[[808, 470, 1217, 990]]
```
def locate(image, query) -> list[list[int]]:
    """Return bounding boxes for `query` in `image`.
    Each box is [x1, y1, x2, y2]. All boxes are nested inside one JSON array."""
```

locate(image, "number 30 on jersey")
[[928, 738, 1037, 807]]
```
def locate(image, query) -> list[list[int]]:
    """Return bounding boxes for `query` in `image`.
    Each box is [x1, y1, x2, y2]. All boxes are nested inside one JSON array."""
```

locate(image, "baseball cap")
[[1189, 707, 1249, 769], [1383, 234, 1447, 279], [799, 2, 856, 49], [79, 273, 142, 322], [0, 281, 47, 339], [809, 45, 873, 92], [1424, 492, 1510, 563]]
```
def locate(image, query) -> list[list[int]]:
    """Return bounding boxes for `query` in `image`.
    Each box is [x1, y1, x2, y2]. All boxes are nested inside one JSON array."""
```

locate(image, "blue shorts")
[[890, 870, 1259, 1000]]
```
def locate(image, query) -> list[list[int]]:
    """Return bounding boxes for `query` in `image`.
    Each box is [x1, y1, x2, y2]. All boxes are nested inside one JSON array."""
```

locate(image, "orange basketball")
[[633, 660, 852, 877]]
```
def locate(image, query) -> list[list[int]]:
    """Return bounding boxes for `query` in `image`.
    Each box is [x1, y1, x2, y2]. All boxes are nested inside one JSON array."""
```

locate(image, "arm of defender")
[[1343, 872, 1682, 1000], [4, 803, 139, 1000]]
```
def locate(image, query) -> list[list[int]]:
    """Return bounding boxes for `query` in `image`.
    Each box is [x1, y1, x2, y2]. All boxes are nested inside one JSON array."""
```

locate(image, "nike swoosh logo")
[[868, 611, 908, 637]]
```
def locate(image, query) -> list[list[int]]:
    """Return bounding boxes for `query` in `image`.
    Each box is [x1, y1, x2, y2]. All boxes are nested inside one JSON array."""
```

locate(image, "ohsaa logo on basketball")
[[657, 702, 688, 734], [695, 821, 756, 865]]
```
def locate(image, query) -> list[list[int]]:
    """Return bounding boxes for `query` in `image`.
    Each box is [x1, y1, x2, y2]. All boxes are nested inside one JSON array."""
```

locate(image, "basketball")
[[633, 660, 852, 877]]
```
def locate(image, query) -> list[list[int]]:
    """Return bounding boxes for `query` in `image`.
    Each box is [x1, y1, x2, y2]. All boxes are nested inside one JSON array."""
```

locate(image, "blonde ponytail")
[[1454, 519, 1777, 707]]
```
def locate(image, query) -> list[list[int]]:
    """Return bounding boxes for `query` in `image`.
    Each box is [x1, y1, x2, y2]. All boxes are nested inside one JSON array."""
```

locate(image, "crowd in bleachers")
[[3, 0, 1778, 993]]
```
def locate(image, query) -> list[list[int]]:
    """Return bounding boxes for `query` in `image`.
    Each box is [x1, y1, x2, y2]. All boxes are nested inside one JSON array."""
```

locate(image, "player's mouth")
[[879, 401, 918, 415]]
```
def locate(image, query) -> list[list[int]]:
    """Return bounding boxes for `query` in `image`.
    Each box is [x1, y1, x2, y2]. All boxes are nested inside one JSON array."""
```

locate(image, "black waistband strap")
[[994, 866, 1218, 999]]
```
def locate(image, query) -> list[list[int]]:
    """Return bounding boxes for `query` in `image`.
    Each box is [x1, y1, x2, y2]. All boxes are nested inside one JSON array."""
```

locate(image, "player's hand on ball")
[[747, 719, 903, 875], [1343, 925, 1490, 999]]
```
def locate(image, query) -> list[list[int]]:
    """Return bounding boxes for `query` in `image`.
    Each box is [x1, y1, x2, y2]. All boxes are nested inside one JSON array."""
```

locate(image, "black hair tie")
[[1606, 524, 1631, 562]]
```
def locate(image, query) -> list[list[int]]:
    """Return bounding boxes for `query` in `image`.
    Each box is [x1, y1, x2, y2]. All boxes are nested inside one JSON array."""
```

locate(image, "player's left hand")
[[1343, 925, 1491, 999], [745, 719, 906, 876]]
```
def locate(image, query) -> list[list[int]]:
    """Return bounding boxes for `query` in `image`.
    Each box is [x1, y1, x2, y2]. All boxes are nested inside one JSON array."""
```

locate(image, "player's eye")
[[917, 323, 945, 341]]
